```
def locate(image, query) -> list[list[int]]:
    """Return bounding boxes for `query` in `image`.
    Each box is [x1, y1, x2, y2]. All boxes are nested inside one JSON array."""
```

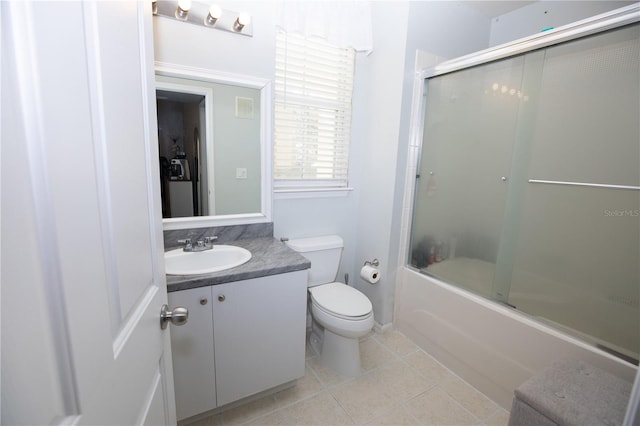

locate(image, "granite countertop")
[[166, 237, 311, 292]]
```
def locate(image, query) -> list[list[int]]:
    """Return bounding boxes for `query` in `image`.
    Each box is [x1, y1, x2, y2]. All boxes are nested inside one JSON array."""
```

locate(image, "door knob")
[[160, 304, 189, 329]]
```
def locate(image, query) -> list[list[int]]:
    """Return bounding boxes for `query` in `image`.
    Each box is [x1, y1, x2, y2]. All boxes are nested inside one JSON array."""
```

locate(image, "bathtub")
[[421, 257, 639, 363], [394, 266, 638, 409]]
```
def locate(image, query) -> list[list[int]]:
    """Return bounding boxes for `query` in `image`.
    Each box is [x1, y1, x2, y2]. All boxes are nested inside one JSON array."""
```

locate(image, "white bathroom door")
[[1, 1, 177, 424]]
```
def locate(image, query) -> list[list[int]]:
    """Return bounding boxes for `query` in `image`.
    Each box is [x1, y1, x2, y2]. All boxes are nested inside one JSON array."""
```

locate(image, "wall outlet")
[[236, 168, 248, 179]]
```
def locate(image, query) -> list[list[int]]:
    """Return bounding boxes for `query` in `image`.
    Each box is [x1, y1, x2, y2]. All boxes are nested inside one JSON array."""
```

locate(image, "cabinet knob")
[[200, 297, 208, 305], [218, 294, 226, 302]]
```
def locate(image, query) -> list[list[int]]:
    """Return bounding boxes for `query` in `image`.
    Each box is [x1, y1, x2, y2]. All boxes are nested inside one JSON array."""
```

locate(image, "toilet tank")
[[286, 235, 343, 287]]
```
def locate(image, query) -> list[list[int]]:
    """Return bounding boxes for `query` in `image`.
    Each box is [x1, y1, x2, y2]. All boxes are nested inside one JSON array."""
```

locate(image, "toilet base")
[[318, 328, 362, 377], [309, 328, 322, 356]]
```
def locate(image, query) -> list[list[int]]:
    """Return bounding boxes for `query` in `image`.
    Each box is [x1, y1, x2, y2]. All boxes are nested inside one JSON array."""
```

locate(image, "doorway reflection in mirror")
[[156, 77, 261, 220]]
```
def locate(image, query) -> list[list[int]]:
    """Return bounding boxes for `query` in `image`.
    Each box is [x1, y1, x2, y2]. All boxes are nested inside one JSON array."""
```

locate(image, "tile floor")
[[188, 330, 510, 426]]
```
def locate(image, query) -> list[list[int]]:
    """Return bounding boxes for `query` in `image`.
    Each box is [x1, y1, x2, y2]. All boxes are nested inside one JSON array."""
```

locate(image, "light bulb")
[[209, 4, 222, 19], [234, 12, 251, 31], [238, 13, 251, 26], [176, 0, 191, 19], [206, 4, 222, 25]]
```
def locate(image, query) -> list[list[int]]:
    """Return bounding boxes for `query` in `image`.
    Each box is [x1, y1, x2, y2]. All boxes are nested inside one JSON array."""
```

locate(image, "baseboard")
[[178, 380, 296, 425], [374, 321, 393, 334]]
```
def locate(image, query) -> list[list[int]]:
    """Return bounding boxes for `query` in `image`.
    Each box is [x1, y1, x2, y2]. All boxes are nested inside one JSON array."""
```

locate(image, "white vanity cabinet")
[[168, 270, 308, 420], [168, 285, 217, 421], [211, 270, 308, 406]]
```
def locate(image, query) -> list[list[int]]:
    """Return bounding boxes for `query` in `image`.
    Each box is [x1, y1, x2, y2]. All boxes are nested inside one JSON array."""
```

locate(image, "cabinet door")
[[212, 271, 307, 406], [168, 287, 216, 420]]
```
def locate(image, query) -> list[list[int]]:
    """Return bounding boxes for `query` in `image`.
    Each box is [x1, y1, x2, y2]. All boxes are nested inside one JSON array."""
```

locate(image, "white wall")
[[349, 2, 411, 326], [153, 1, 276, 78]]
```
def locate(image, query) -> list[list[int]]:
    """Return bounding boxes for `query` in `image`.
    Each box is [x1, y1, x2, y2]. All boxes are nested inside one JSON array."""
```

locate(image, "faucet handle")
[[178, 238, 192, 249], [204, 236, 218, 244]]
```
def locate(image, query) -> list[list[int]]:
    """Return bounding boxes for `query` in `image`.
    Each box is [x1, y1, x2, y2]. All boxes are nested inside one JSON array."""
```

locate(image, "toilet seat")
[[312, 300, 374, 321], [309, 282, 373, 320]]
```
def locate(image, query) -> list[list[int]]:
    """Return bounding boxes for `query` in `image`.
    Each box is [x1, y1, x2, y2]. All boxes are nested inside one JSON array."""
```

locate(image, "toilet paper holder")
[[364, 258, 380, 267]]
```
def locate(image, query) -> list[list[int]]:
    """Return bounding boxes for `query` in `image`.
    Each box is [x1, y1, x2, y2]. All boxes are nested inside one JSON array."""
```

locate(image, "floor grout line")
[[189, 330, 508, 426]]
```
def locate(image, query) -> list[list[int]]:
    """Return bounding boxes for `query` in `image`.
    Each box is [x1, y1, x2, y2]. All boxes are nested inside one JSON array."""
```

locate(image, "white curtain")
[[276, 0, 373, 53]]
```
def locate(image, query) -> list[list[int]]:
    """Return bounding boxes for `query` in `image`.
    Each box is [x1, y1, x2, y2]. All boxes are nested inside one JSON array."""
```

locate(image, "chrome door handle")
[[160, 304, 189, 329]]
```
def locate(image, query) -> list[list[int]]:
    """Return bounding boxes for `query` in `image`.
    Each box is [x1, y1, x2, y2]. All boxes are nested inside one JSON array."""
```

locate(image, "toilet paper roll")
[[360, 265, 380, 284]]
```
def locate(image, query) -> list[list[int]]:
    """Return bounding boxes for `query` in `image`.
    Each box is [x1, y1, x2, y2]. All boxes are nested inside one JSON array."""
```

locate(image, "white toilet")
[[286, 235, 374, 377]]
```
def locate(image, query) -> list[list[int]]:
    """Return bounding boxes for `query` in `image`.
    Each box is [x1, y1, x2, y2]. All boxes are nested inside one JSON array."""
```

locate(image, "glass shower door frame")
[[424, 4, 640, 79], [406, 2, 639, 284], [404, 4, 640, 344]]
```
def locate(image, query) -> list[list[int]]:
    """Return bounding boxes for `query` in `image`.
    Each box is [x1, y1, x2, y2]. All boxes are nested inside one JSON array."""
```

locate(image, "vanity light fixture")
[[154, 1, 253, 37]]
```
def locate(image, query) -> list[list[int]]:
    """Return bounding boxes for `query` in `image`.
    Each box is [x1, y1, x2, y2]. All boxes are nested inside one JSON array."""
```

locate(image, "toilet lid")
[[309, 282, 372, 317]]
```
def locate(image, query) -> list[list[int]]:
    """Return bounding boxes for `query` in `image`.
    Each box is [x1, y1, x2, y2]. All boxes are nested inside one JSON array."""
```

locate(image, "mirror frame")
[[155, 61, 272, 230]]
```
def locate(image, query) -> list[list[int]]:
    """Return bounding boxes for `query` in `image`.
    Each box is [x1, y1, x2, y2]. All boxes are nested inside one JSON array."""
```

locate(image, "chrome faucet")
[[178, 238, 193, 251], [178, 236, 218, 252]]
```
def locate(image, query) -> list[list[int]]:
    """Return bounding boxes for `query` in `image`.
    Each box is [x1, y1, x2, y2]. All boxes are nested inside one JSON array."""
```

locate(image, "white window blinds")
[[274, 31, 355, 189]]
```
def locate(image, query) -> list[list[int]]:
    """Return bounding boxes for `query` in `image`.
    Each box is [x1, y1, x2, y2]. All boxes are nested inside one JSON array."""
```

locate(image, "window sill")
[[274, 187, 354, 199]]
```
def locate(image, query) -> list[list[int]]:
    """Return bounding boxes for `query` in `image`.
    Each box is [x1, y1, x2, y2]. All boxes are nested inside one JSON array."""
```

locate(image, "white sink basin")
[[165, 245, 252, 275]]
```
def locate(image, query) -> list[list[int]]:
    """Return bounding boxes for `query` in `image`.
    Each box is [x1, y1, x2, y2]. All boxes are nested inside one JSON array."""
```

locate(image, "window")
[[274, 31, 355, 192]]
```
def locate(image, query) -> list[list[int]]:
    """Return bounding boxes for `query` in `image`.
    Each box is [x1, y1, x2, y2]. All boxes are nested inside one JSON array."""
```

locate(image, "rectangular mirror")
[[155, 62, 272, 230]]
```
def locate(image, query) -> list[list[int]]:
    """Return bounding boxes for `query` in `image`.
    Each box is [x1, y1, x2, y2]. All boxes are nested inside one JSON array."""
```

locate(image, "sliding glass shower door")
[[410, 22, 639, 362], [506, 24, 640, 362], [411, 56, 524, 297]]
